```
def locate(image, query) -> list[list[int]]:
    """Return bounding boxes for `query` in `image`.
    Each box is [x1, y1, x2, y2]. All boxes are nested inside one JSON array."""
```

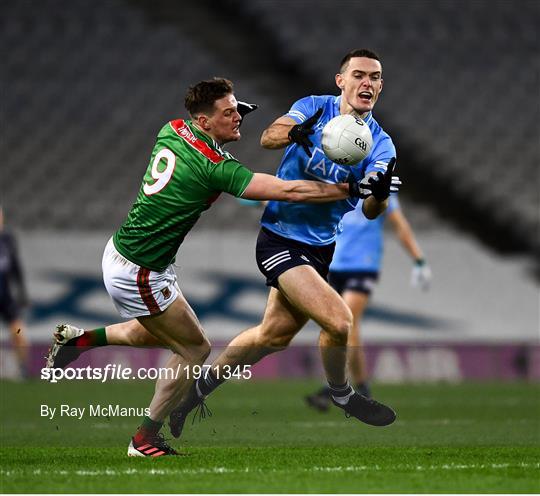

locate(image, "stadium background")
[[1, 0, 538, 381], [1, 1, 539, 493]]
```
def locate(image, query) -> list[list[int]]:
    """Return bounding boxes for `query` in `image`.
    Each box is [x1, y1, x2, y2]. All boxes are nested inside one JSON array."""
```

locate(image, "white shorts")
[[102, 238, 180, 319]]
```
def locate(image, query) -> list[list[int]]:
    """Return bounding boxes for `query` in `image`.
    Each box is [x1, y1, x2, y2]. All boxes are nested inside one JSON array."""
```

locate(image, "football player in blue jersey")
[[46, 51, 403, 436], [168, 48, 402, 433], [306, 195, 431, 411]]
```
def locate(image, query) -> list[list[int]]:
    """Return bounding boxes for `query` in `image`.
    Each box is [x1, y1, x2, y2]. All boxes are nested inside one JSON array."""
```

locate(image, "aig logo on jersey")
[[304, 147, 350, 183]]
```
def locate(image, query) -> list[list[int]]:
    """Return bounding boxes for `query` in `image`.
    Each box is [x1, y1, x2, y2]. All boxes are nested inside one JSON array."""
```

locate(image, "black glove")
[[348, 175, 371, 199], [348, 157, 401, 200], [288, 108, 323, 157], [237, 101, 258, 126]]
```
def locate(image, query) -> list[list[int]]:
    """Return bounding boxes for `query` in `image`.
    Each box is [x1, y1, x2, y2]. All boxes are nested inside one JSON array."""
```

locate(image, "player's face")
[[207, 94, 242, 144], [336, 57, 383, 116]]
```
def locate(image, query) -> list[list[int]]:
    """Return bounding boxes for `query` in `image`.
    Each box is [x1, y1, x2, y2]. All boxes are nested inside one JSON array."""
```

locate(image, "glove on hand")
[[410, 259, 432, 291], [348, 157, 401, 199], [288, 108, 323, 157]]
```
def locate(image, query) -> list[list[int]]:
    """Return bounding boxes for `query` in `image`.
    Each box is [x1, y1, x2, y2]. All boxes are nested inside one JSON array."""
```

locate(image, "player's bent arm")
[[260, 116, 297, 149], [242, 173, 349, 203], [362, 195, 388, 220], [387, 209, 424, 260]]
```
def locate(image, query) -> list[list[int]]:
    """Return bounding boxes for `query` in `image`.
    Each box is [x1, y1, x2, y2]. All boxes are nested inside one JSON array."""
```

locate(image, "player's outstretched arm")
[[351, 157, 401, 219], [260, 116, 298, 149], [260, 108, 323, 156], [242, 173, 349, 203]]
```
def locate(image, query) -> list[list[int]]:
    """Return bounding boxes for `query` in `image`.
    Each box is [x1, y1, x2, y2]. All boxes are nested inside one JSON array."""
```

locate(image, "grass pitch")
[[1, 379, 539, 493]]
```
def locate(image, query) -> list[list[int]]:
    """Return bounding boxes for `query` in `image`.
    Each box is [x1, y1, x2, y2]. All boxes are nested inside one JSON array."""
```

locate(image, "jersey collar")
[[186, 120, 214, 146], [187, 120, 230, 155]]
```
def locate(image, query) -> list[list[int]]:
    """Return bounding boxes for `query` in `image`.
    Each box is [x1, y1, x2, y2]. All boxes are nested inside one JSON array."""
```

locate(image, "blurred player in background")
[[169, 48, 401, 435], [0, 206, 30, 379], [46, 77, 361, 456], [305, 195, 432, 411]]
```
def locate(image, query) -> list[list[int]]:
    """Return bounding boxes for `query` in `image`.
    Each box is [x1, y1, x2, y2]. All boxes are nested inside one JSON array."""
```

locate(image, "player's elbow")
[[266, 178, 303, 202], [260, 131, 272, 149]]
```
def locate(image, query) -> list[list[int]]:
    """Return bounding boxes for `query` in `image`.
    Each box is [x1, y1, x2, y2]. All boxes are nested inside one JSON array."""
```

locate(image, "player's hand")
[[288, 108, 323, 157], [410, 259, 432, 291], [347, 174, 372, 199], [348, 158, 401, 199], [237, 101, 258, 127], [363, 157, 401, 201]]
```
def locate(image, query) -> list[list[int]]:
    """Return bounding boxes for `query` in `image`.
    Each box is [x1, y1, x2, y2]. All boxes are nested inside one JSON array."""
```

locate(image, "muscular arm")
[[242, 173, 349, 203], [387, 209, 424, 260], [260, 116, 297, 149]]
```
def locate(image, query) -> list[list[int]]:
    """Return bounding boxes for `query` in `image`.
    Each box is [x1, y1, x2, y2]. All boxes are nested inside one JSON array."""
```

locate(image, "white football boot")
[[45, 324, 84, 369]]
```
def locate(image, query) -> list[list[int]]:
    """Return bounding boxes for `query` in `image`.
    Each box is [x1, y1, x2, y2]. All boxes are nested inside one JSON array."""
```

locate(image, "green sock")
[[141, 416, 163, 432], [69, 327, 108, 347], [91, 327, 107, 346], [134, 416, 163, 443]]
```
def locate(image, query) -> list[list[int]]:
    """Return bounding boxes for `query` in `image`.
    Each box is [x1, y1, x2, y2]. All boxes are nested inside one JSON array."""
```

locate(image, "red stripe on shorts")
[[137, 267, 161, 315]]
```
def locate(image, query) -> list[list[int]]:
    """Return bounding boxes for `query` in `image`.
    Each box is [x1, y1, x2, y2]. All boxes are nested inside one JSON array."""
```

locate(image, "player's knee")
[[268, 334, 293, 350], [198, 335, 213, 361], [257, 328, 294, 351], [198, 337, 211, 362], [185, 337, 211, 364], [323, 310, 352, 344], [168, 335, 211, 364]]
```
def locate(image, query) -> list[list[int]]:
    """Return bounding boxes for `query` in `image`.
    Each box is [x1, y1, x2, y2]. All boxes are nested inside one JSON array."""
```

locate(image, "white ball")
[[321, 114, 373, 165]]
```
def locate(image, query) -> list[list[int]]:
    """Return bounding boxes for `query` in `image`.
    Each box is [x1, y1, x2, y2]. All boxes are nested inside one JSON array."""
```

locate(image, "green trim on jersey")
[[113, 119, 254, 272]]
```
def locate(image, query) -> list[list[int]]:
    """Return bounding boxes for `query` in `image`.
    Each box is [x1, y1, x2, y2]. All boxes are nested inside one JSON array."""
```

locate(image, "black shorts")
[[256, 228, 335, 288], [328, 270, 379, 296]]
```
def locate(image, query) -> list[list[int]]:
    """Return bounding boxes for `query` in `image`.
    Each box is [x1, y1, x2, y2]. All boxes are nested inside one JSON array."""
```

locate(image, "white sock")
[[329, 382, 355, 405], [332, 389, 355, 405]]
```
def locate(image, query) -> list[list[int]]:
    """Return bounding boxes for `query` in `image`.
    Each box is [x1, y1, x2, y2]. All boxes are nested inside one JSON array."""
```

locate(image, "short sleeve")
[[364, 135, 397, 176], [208, 159, 254, 197], [285, 96, 317, 124]]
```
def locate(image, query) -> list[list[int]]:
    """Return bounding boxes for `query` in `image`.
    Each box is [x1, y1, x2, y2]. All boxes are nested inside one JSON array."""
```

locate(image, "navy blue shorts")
[[256, 228, 335, 288], [328, 270, 379, 296]]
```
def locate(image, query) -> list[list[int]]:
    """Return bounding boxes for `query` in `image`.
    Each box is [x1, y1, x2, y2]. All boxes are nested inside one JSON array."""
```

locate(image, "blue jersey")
[[330, 195, 400, 273], [260, 95, 396, 245]]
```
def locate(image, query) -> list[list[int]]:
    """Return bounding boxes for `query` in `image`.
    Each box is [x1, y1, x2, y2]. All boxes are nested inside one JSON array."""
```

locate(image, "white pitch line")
[[291, 419, 477, 427], [1, 462, 538, 477]]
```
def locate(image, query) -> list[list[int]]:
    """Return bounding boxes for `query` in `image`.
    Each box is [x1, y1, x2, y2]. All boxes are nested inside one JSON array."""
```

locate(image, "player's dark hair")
[[184, 77, 234, 117], [339, 49, 381, 72]]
